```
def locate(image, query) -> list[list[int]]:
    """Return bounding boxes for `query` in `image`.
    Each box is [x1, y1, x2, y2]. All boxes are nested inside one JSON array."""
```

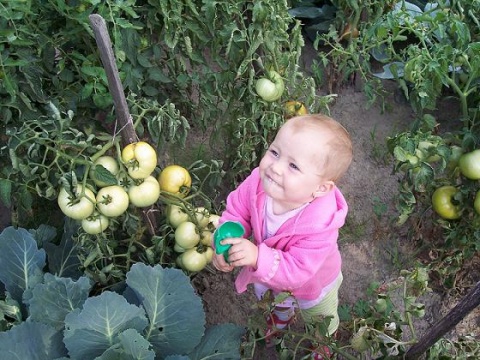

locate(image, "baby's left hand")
[[222, 237, 258, 269]]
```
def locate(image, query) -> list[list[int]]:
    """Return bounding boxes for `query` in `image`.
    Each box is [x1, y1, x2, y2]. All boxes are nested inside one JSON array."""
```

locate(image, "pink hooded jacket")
[[219, 167, 348, 301]]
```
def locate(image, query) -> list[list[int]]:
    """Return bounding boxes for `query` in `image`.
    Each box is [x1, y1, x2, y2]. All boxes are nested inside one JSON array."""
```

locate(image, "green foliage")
[[241, 266, 479, 359], [0, 0, 326, 196], [0, 225, 245, 359]]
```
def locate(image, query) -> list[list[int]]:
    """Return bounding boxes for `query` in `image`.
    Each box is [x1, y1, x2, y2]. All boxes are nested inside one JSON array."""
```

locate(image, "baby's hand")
[[212, 251, 234, 272], [222, 237, 258, 269]]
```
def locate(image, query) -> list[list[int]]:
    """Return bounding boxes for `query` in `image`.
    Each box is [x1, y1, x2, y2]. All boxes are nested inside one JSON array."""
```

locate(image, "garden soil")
[[0, 42, 478, 359]]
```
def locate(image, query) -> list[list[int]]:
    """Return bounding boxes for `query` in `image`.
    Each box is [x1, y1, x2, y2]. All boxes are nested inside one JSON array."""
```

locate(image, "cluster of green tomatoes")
[[57, 141, 192, 235], [432, 149, 480, 220], [167, 204, 220, 272]]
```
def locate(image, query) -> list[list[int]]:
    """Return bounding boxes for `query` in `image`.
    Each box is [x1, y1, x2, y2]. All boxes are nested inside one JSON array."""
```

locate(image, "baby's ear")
[[313, 181, 335, 198]]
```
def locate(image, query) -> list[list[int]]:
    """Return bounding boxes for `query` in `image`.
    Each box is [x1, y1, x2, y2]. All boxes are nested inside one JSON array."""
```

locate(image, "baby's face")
[[259, 123, 331, 213]]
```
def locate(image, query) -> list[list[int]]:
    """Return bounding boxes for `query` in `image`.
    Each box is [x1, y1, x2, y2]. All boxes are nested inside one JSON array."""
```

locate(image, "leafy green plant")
[[240, 266, 475, 359], [368, 1, 480, 122], [0, 225, 245, 359], [0, 0, 326, 192]]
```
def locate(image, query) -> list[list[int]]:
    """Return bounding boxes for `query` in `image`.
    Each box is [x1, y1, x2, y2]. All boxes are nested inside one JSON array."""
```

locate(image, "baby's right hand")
[[212, 252, 234, 272]]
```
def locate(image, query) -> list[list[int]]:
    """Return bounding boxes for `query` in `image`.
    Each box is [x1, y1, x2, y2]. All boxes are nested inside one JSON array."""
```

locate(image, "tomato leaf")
[[92, 165, 118, 186]]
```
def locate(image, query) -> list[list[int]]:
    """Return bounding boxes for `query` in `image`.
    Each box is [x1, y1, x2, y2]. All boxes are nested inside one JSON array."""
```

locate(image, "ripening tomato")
[[58, 185, 96, 220], [96, 185, 129, 217], [200, 230, 213, 246], [339, 23, 360, 41], [81, 212, 109, 235], [174, 221, 200, 249], [158, 165, 192, 197], [255, 70, 285, 102], [127, 176, 160, 207], [283, 101, 308, 119], [203, 246, 214, 263], [474, 190, 480, 215], [432, 186, 462, 220], [181, 247, 208, 272], [458, 149, 480, 180], [194, 207, 210, 228], [208, 214, 220, 229], [121, 141, 157, 179], [166, 204, 190, 228], [174, 243, 187, 253], [350, 327, 370, 352]]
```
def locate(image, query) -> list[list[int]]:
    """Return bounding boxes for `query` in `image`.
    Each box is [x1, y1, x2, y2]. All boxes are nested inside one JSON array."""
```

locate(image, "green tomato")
[[459, 149, 480, 180], [174, 243, 187, 253], [174, 221, 200, 249], [203, 246, 214, 263], [208, 214, 220, 230], [181, 247, 208, 272], [96, 185, 129, 217], [375, 298, 388, 313], [81, 212, 109, 235], [432, 186, 462, 220], [121, 141, 157, 179], [350, 327, 370, 352], [474, 191, 480, 215], [90, 155, 119, 187], [128, 176, 160, 207], [166, 204, 189, 228], [200, 230, 213, 246], [447, 145, 464, 172], [58, 185, 96, 220], [194, 206, 210, 228], [255, 70, 284, 102]]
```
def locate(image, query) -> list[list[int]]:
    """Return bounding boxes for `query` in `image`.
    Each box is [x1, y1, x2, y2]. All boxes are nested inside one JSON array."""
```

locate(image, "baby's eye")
[[269, 149, 279, 157], [289, 163, 300, 171]]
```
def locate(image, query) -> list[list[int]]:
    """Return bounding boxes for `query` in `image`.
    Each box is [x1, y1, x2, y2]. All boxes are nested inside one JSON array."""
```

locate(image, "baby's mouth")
[[265, 174, 281, 187]]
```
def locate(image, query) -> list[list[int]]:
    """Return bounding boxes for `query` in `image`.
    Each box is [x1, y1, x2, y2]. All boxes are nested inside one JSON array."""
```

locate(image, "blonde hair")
[[284, 114, 353, 181]]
